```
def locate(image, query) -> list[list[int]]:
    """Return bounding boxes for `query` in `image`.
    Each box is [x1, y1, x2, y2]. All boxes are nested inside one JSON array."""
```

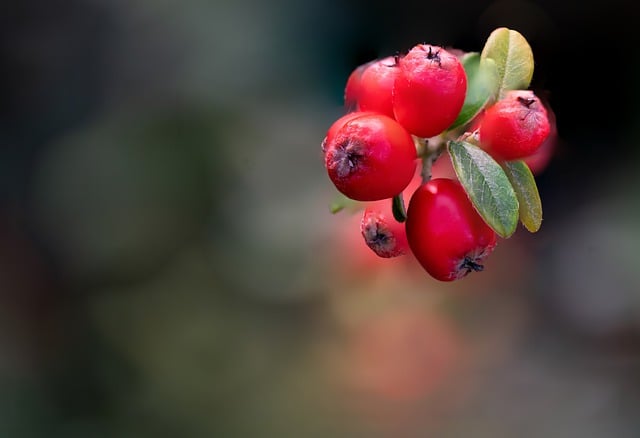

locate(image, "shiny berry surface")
[[406, 178, 497, 281], [479, 90, 551, 161], [324, 114, 417, 201]]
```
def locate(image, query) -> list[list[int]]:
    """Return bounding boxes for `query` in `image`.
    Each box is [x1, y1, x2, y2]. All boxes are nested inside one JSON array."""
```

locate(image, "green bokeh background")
[[2, 0, 640, 436]]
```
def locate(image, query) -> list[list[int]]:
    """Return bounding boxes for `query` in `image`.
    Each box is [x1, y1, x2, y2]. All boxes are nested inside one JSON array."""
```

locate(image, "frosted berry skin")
[[323, 114, 417, 201], [393, 45, 467, 138], [479, 90, 551, 161], [357, 56, 399, 118], [321, 111, 374, 153], [406, 179, 497, 281], [360, 206, 409, 258]]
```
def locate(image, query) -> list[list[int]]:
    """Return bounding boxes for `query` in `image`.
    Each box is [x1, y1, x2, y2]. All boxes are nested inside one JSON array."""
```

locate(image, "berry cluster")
[[322, 28, 553, 282]]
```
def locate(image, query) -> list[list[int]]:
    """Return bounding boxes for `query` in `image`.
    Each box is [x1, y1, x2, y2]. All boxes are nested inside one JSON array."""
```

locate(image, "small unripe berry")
[[479, 90, 551, 161], [323, 114, 417, 201], [393, 45, 467, 138], [406, 178, 497, 281]]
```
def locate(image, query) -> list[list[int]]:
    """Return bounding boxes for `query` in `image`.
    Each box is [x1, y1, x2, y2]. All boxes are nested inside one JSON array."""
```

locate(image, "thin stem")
[[392, 194, 407, 223], [421, 147, 443, 184], [413, 136, 429, 157], [416, 136, 447, 184]]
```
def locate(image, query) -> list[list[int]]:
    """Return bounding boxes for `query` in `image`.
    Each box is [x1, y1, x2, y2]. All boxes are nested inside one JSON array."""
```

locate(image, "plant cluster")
[[322, 28, 552, 281]]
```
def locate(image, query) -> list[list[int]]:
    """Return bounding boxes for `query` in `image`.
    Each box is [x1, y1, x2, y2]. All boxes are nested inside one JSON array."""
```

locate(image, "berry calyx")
[[361, 207, 409, 258], [321, 111, 374, 153], [323, 114, 417, 201], [406, 178, 497, 281], [393, 45, 467, 138], [479, 90, 551, 161]]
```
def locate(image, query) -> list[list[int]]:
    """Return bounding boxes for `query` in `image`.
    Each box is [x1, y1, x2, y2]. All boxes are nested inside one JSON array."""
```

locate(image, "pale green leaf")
[[503, 160, 542, 232], [480, 27, 534, 98], [448, 141, 519, 238]]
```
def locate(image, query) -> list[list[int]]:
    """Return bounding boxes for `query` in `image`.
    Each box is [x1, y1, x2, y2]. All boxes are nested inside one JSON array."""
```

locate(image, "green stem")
[[392, 194, 407, 223]]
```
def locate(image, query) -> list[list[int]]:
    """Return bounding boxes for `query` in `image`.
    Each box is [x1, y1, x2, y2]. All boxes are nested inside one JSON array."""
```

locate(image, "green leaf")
[[448, 141, 519, 238], [502, 160, 542, 232], [480, 27, 534, 98], [449, 53, 499, 130]]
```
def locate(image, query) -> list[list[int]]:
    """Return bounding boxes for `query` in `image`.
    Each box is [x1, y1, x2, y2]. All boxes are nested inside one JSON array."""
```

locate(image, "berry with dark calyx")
[[359, 169, 421, 258], [479, 90, 551, 161], [357, 56, 400, 118], [406, 178, 497, 281], [324, 114, 417, 201], [361, 207, 409, 258], [321, 111, 375, 153], [393, 44, 467, 138]]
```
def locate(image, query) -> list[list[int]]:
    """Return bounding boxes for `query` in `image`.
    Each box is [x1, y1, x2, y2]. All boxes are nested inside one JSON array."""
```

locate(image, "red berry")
[[344, 61, 374, 111], [522, 129, 555, 175], [324, 114, 417, 201], [360, 206, 409, 258], [357, 56, 399, 118], [321, 111, 374, 153], [522, 99, 557, 174], [406, 179, 497, 281], [359, 169, 421, 258], [479, 90, 551, 161], [393, 45, 467, 138]]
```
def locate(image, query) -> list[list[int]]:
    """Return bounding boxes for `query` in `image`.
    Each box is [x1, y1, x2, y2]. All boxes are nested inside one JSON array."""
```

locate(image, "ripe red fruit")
[[406, 178, 497, 281], [522, 129, 555, 175], [357, 56, 399, 118], [344, 61, 374, 111], [393, 45, 467, 138], [324, 114, 417, 201], [360, 206, 409, 258], [359, 169, 421, 258], [522, 99, 557, 174], [321, 111, 374, 153], [479, 90, 551, 161]]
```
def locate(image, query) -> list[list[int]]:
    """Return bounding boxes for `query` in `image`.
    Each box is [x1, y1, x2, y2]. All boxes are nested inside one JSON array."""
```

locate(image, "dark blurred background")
[[2, 0, 640, 436]]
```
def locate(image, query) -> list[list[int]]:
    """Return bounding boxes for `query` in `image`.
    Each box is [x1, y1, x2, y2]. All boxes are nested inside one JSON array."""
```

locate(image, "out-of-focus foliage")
[[2, 0, 640, 437]]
